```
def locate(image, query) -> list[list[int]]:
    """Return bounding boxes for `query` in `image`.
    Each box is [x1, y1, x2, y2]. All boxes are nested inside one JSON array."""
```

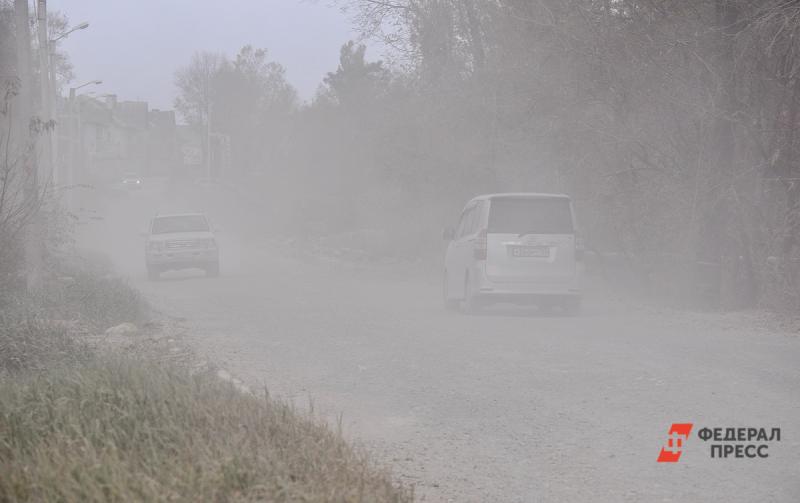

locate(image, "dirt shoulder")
[[130, 250, 800, 502]]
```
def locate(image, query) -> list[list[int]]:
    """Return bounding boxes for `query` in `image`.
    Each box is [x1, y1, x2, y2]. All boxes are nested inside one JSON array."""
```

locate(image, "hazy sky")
[[48, 0, 363, 109]]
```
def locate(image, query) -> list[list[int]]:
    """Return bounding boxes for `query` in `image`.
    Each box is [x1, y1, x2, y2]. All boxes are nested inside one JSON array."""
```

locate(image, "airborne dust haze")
[[1, 0, 800, 502]]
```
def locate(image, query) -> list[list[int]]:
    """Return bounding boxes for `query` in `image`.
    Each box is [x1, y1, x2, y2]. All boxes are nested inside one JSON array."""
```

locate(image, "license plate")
[[509, 245, 550, 258]]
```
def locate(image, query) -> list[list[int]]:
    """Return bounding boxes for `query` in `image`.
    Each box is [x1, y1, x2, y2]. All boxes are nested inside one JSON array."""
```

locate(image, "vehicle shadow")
[[152, 269, 213, 282], [476, 305, 577, 318]]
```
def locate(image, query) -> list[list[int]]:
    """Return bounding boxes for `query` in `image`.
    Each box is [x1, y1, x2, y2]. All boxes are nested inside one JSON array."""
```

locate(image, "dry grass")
[[0, 253, 411, 502], [0, 312, 90, 374], [38, 255, 149, 329], [0, 357, 412, 502]]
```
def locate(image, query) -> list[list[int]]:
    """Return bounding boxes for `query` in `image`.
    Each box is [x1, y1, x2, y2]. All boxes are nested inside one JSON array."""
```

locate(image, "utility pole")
[[48, 41, 59, 188], [49, 21, 89, 191], [206, 100, 212, 178], [30, 0, 51, 291], [68, 86, 76, 210], [36, 0, 52, 179], [66, 80, 100, 211], [13, 0, 33, 148], [15, 0, 43, 290]]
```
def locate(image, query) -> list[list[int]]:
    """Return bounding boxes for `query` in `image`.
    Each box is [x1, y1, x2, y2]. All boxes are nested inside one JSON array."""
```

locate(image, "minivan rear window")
[[488, 197, 573, 234]]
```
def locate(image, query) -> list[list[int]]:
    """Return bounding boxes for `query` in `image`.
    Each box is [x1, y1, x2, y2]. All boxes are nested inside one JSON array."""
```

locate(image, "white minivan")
[[443, 193, 582, 314]]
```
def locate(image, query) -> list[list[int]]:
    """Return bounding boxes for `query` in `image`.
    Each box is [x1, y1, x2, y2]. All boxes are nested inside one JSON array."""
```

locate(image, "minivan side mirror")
[[442, 226, 455, 241]]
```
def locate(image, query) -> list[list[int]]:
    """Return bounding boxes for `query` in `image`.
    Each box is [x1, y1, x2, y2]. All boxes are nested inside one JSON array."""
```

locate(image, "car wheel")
[[443, 270, 459, 311], [206, 262, 220, 277], [147, 266, 159, 281], [460, 273, 481, 315]]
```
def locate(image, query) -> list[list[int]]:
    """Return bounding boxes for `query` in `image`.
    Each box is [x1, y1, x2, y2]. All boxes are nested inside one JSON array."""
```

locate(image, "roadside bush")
[[46, 272, 147, 328], [0, 239, 24, 310], [36, 252, 149, 329], [0, 357, 412, 503], [1, 250, 146, 374], [0, 310, 89, 374], [761, 257, 800, 313]]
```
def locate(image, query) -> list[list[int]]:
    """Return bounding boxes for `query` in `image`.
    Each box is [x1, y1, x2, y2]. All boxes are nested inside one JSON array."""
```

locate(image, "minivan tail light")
[[575, 235, 585, 261], [474, 229, 487, 260]]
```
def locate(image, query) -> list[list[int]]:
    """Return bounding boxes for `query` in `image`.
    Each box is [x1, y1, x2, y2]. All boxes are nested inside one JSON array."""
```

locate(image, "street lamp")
[[49, 22, 90, 90], [49, 22, 90, 94], [73, 79, 102, 89], [51, 21, 89, 43], [49, 21, 89, 189], [69, 80, 102, 100], [66, 79, 102, 208]]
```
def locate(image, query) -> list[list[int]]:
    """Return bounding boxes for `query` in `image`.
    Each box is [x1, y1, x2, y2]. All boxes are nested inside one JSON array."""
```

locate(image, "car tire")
[[443, 270, 459, 311], [147, 266, 159, 281], [206, 262, 220, 277]]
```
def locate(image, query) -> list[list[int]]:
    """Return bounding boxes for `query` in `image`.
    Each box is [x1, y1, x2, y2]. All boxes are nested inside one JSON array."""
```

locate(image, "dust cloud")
[[3, 1, 800, 502]]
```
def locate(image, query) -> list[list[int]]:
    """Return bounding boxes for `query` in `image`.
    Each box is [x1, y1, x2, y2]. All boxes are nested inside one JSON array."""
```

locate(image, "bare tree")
[[0, 78, 50, 288], [174, 51, 226, 128]]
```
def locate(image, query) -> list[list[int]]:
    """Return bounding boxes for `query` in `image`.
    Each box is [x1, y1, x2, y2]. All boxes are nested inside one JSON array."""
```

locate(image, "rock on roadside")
[[105, 322, 139, 337]]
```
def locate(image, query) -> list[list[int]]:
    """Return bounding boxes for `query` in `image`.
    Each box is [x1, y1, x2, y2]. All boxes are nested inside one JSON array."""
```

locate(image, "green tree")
[[322, 41, 390, 112]]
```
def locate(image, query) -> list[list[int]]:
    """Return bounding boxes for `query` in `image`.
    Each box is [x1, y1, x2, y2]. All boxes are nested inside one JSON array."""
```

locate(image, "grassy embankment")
[[0, 257, 411, 502]]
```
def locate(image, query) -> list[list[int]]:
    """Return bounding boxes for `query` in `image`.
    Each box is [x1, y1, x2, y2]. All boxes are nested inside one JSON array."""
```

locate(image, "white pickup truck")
[[144, 213, 219, 280]]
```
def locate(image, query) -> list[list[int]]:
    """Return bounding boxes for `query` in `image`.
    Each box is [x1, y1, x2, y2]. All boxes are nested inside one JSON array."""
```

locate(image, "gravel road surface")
[[81, 185, 800, 502]]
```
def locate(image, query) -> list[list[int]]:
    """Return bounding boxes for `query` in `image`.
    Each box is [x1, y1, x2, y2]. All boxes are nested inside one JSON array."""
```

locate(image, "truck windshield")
[[152, 215, 209, 234], [488, 197, 573, 234]]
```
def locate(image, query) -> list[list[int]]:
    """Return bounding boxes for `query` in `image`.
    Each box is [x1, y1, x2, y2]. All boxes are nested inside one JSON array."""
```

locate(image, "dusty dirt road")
[[81, 185, 800, 502]]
